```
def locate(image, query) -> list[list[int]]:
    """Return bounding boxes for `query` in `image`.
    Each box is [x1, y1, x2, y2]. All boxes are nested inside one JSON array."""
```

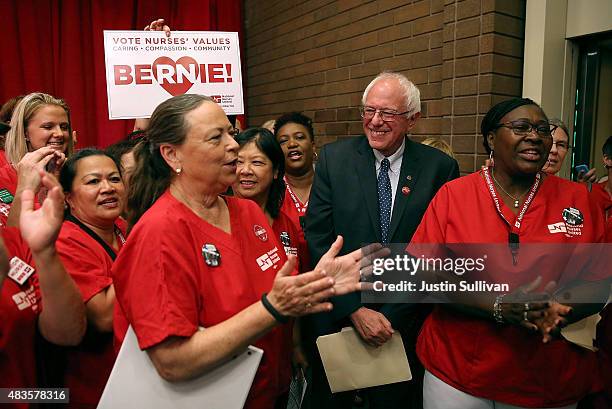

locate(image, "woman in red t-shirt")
[[232, 127, 313, 386], [48, 149, 127, 408], [232, 127, 310, 271], [0, 93, 75, 228], [410, 98, 610, 409], [112, 95, 366, 409], [274, 112, 316, 230]]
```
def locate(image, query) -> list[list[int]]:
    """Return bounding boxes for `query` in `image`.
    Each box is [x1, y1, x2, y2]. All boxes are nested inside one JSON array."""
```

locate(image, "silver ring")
[[306, 302, 312, 309], [524, 302, 530, 311], [523, 311, 529, 321]]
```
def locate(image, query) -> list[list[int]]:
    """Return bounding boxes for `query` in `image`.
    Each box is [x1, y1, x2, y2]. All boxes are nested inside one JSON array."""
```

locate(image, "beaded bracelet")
[[261, 293, 289, 324], [493, 293, 506, 324]]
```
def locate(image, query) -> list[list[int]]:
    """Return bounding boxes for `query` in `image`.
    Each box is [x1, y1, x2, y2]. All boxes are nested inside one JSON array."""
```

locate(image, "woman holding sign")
[[112, 94, 369, 409]]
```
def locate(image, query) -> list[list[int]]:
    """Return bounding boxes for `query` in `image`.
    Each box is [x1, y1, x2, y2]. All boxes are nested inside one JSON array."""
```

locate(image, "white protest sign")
[[103, 31, 244, 119]]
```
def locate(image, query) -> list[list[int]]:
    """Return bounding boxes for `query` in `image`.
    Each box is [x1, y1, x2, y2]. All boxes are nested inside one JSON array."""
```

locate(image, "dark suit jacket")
[[304, 135, 459, 337]]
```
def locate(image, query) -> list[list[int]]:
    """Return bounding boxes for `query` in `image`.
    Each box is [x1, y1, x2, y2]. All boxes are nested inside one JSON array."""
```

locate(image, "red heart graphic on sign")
[[152, 56, 199, 96]]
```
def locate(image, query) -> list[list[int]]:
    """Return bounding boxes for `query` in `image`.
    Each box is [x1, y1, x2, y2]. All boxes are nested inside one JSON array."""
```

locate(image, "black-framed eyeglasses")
[[494, 120, 557, 138], [360, 106, 410, 122]]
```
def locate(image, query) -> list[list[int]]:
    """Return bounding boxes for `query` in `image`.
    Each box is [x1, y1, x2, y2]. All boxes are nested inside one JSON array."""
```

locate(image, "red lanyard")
[[115, 227, 126, 246], [284, 177, 308, 215], [481, 167, 542, 264]]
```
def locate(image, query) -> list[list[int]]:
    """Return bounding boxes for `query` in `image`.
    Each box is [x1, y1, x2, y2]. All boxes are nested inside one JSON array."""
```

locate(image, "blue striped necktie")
[[377, 158, 392, 243]]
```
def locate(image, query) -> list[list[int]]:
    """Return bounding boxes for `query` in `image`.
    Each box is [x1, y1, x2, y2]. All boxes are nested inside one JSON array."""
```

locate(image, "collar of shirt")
[[373, 137, 405, 174]]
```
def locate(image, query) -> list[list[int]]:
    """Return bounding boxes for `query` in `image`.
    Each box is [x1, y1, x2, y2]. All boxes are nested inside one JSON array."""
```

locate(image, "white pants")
[[423, 370, 577, 409]]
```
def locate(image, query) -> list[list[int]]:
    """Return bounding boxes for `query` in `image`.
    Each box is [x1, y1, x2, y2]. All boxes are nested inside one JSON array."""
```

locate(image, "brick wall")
[[244, 0, 525, 173]]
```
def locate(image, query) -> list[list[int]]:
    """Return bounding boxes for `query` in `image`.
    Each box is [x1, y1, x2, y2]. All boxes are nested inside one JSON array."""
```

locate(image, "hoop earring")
[[313, 151, 318, 162]]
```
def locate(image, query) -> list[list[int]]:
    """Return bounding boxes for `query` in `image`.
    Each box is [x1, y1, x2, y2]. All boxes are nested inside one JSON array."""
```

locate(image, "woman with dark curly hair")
[[274, 112, 316, 230]]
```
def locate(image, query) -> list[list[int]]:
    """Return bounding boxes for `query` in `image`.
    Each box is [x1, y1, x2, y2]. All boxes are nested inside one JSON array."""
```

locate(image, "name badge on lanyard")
[[8, 256, 35, 285], [284, 177, 308, 215], [481, 167, 542, 265]]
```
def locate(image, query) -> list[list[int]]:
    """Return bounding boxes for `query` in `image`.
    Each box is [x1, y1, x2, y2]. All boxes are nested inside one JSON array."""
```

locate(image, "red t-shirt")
[[589, 181, 612, 240], [54, 218, 126, 407], [411, 170, 607, 407], [112, 192, 293, 409], [273, 208, 311, 273], [0, 150, 10, 169], [0, 164, 18, 228], [0, 227, 40, 409], [590, 181, 612, 398], [281, 184, 308, 231]]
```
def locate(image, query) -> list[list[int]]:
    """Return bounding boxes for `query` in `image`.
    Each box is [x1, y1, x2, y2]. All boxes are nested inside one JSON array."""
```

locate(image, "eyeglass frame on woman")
[[552, 140, 571, 150], [493, 120, 557, 138], [359, 106, 410, 122]]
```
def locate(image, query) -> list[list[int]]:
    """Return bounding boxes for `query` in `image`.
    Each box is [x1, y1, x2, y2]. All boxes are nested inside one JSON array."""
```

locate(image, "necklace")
[[490, 169, 531, 208]]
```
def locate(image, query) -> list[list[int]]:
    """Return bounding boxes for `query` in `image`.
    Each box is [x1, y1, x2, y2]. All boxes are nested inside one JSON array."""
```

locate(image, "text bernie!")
[[114, 57, 233, 96]]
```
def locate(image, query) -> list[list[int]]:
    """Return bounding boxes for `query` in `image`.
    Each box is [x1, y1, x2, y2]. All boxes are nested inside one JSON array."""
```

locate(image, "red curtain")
[[0, 0, 243, 148]]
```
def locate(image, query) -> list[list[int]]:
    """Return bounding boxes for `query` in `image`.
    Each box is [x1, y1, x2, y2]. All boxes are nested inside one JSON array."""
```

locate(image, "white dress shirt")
[[373, 138, 405, 220]]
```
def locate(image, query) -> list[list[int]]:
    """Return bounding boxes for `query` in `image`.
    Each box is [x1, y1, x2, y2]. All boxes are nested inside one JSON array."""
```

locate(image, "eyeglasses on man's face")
[[360, 106, 410, 122], [494, 120, 557, 138]]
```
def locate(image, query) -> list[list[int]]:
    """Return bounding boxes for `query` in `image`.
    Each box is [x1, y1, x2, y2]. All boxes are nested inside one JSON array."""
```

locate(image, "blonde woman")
[[0, 93, 74, 227], [421, 137, 455, 159]]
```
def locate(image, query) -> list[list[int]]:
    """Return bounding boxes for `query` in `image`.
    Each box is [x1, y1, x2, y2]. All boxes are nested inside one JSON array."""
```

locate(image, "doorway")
[[571, 32, 612, 181]]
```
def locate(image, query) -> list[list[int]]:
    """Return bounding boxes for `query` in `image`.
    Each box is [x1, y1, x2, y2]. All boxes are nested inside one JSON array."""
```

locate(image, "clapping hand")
[[315, 236, 389, 296], [268, 256, 335, 317], [501, 276, 556, 333], [501, 276, 571, 341], [19, 172, 65, 254], [530, 301, 572, 343]]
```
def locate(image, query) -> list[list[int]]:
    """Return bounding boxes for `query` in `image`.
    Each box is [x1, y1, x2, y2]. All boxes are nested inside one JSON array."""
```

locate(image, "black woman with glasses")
[[410, 98, 610, 409]]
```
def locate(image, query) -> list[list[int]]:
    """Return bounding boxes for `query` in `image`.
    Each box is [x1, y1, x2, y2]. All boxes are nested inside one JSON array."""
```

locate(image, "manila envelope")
[[316, 327, 411, 393], [561, 313, 602, 351]]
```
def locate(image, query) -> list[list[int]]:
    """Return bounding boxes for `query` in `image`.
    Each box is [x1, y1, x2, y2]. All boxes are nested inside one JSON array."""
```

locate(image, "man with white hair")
[[304, 71, 459, 408]]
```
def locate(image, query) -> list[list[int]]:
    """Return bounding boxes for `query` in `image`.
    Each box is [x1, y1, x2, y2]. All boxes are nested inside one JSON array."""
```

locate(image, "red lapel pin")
[[402, 186, 411, 195]]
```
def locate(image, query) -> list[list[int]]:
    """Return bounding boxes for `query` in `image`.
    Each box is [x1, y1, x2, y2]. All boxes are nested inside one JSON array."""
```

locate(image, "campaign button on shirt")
[[253, 225, 268, 242], [202, 243, 221, 267], [8, 257, 35, 285], [0, 188, 14, 203]]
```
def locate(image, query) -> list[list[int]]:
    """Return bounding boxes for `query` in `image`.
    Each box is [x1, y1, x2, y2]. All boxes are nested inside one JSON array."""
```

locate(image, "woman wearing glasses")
[[543, 119, 598, 183], [409, 98, 609, 409], [542, 119, 571, 175]]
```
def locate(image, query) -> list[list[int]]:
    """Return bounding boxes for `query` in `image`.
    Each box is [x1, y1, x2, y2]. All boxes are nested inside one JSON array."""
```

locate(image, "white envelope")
[[316, 327, 411, 393], [98, 326, 263, 409]]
